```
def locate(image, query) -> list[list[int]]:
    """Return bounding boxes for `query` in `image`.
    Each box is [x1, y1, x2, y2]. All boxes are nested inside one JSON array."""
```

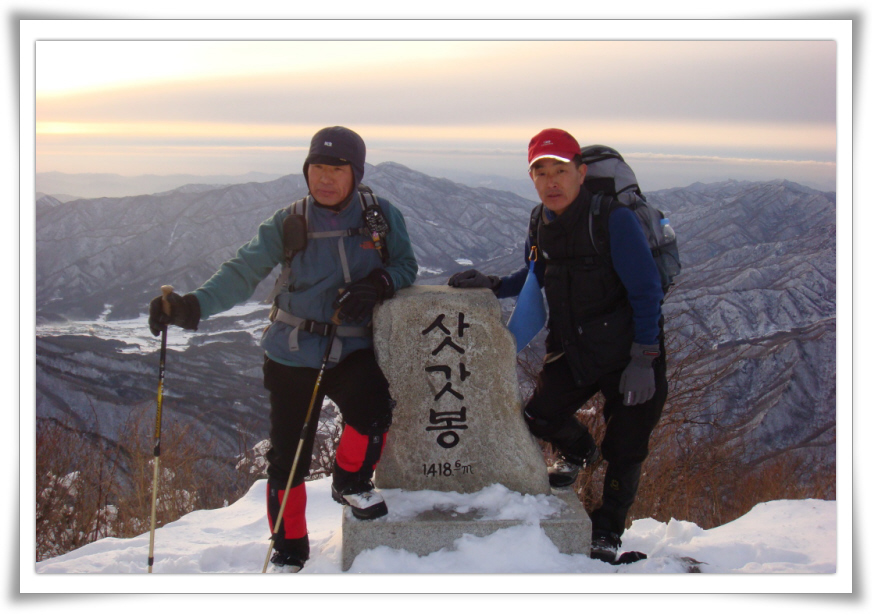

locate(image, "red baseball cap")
[[527, 128, 582, 168]]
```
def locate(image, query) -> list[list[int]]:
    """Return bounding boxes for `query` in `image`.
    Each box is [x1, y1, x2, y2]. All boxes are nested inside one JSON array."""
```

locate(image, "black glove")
[[619, 342, 660, 405], [448, 269, 501, 291], [148, 291, 201, 336], [333, 269, 395, 323]]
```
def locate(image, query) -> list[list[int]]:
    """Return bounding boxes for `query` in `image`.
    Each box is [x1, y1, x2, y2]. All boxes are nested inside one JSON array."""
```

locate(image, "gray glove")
[[619, 343, 660, 405], [448, 269, 501, 291]]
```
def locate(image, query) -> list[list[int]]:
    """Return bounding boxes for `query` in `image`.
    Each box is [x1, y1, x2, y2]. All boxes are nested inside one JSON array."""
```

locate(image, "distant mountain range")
[[34, 164, 837, 473], [649, 180, 836, 459], [35, 169, 539, 202], [35, 171, 286, 200], [35, 162, 535, 321]]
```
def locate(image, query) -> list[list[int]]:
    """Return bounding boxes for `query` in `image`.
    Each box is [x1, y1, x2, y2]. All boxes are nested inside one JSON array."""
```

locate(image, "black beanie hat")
[[303, 126, 366, 189]]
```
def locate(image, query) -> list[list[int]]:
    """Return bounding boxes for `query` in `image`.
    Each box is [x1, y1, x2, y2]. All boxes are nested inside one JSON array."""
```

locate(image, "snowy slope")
[[31, 477, 841, 594]]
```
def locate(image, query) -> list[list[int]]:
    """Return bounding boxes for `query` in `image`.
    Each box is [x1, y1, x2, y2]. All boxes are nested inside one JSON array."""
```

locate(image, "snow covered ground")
[[36, 303, 268, 353], [30, 477, 842, 596], [29, 307, 852, 598]]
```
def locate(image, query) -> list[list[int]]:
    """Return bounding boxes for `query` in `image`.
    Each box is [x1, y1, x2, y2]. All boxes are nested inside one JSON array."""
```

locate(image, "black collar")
[[547, 186, 591, 231]]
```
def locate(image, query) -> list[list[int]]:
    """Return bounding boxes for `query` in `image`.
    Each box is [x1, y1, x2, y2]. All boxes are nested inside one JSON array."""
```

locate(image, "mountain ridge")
[[34, 164, 837, 472]]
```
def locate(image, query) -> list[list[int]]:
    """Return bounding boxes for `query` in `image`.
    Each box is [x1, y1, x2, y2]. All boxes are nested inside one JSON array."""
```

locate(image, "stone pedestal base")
[[339, 489, 591, 571], [347, 286, 591, 572]]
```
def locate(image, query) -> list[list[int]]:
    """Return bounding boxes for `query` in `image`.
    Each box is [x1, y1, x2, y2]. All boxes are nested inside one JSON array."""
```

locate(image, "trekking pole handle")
[[160, 285, 174, 317]]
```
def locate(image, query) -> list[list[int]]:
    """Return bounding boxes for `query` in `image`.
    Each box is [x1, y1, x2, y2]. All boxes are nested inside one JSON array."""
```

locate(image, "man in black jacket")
[[449, 128, 667, 564]]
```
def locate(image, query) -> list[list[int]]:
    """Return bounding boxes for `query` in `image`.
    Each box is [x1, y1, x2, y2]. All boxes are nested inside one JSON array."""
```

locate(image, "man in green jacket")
[[149, 126, 418, 572]]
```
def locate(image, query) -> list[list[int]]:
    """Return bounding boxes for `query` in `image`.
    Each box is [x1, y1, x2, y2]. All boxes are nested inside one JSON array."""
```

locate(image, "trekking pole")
[[262, 315, 341, 573], [147, 285, 173, 573]]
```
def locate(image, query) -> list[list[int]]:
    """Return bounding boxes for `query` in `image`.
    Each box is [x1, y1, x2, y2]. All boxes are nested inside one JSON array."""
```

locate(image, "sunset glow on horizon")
[[33, 36, 842, 191]]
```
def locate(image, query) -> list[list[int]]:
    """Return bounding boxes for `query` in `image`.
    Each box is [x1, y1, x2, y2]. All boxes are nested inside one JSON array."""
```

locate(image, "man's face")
[[308, 163, 355, 207], [529, 158, 587, 215]]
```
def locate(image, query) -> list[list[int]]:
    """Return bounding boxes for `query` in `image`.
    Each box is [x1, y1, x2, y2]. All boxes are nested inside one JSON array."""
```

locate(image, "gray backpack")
[[581, 145, 681, 292]]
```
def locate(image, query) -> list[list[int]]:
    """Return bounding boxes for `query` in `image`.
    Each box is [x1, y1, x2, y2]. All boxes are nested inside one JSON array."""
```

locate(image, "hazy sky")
[[31, 22, 845, 192]]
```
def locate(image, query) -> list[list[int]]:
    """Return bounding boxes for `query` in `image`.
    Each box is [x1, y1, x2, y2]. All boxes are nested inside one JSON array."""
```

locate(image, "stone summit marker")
[[338, 285, 591, 570]]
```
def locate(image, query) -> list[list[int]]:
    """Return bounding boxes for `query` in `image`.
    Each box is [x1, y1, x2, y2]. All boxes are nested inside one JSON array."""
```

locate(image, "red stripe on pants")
[[335, 424, 386, 472], [267, 482, 307, 539]]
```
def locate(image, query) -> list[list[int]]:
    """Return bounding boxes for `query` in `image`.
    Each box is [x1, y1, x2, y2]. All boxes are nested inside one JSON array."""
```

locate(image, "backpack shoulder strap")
[[359, 186, 390, 264], [297, 196, 309, 221], [283, 197, 309, 260], [269, 197, 309, 305], [588, 193, 618, 256], [286, 195, 308, 217], [359, 186, 379, 212]]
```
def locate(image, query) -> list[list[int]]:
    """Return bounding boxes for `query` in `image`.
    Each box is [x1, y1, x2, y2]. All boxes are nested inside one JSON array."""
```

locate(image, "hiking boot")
[[331, 481, 388, 520], [269, 549, 306, 573], [590, 530, 621, 565], [547, 458, 582, 488], [548, 443, 599, 488]]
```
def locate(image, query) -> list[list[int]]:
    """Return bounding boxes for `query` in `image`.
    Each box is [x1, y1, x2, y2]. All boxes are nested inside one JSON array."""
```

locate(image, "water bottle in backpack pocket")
[[636, 204, 681, 292], [656, 217, 681, 288]]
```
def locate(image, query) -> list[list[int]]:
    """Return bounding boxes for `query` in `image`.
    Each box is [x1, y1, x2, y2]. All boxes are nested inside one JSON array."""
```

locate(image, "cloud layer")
[[35, 40, 838, 189]]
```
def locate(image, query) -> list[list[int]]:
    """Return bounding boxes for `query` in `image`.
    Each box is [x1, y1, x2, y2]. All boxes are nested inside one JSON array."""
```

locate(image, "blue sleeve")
[[192, 209, 285, 319], [382, 200, 418, 290], [496, 238, 546, 299], [609, 207, 663, 345]]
